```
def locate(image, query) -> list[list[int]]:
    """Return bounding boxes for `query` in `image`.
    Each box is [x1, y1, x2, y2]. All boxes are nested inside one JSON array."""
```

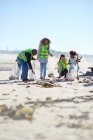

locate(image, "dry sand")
[[0, 54, 93, 140]]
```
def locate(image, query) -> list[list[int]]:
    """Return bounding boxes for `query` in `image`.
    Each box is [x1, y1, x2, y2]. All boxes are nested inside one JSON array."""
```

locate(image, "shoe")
[[22, 78, 30, 82], [40, 77, 44, 79], [57, 76, 61, 79]]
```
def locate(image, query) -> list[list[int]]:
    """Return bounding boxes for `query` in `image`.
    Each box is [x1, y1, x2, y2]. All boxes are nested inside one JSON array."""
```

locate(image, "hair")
[[59, 54, 65, 60], [32, 49, 37, 55], [69, 51, 77, 58], [40, 38, 51, 45]]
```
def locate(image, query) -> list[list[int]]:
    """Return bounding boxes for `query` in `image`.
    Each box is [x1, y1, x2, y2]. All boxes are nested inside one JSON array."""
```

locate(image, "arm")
[[68, 59, 71, 64], [48, 46, 53, 57], [78, 56, 82, 62], [76, 54, 82, 63], [25, 52, 34, 73], [57, 61, 63, 73]]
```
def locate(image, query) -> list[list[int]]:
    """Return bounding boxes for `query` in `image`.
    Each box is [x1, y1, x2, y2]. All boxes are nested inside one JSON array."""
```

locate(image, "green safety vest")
[[18, 49, 32, 62], [57, 60, 68, 73], [39, 45, 49, 58]]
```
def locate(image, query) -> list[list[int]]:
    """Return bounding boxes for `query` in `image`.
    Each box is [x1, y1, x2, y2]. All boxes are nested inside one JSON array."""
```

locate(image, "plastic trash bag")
[[67, 65, 78, 80], [28, 70, 35, 80], [9, 61, 21, 80], [28, 60, 36, 80], [9, 60, 36, 80], [48, 57, 57, 77]]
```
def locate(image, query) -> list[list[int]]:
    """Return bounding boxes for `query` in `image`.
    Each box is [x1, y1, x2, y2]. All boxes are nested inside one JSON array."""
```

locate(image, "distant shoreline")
[[0, 50, 93, 57]]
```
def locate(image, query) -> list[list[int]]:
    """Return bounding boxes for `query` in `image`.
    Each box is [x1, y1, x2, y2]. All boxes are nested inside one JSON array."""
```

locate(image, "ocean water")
[[84, 55, 93, 63], [0, 54, 17, 62]]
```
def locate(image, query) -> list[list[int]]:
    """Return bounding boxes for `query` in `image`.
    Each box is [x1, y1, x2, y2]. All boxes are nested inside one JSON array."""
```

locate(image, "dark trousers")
[[17, 57, 28, 80], [60, 69, 68, 78]]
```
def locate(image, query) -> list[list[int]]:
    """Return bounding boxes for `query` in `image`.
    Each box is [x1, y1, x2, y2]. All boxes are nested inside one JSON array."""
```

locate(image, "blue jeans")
[[17, 57, 28, 80], [40, 62, 47, 79]]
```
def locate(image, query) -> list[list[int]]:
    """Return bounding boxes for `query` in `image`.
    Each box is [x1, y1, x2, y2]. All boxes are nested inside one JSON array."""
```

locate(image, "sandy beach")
[[0, 54, 93, 140]]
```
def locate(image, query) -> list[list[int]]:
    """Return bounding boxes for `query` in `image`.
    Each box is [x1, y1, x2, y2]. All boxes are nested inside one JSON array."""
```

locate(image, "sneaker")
[[22, 78, 30, 82], [40, 77, 45, 79]]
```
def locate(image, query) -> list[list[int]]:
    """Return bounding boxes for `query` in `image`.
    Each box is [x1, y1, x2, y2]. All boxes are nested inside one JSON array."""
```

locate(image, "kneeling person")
[[57, 54, 68, 79]]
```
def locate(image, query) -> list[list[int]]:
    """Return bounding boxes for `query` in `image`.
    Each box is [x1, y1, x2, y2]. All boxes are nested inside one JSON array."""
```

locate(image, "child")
[[69, 51, 82, 80], [57, 54, 68, 79], [37, 38, 53, 80]]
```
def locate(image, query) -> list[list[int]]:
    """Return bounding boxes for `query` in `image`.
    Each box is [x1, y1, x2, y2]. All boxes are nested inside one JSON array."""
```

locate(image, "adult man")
[[17, 48, 37, 81]]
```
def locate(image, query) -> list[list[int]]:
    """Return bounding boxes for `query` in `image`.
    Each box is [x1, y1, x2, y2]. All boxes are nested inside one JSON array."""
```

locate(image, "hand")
[[50, 53, 53, 57]]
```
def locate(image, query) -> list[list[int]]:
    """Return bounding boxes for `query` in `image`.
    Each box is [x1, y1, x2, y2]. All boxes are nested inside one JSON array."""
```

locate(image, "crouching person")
[[57, 54, 68, 79], [17, 48, 37, 82]]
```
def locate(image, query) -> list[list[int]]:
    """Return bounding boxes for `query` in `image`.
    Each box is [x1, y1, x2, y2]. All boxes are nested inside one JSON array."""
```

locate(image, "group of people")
[[16, 38, 81, 82], [57, 51, 82, 80]]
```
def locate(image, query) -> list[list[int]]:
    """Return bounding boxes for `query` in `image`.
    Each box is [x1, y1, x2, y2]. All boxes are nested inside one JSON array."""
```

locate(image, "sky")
[[0, 0, 93, 54]]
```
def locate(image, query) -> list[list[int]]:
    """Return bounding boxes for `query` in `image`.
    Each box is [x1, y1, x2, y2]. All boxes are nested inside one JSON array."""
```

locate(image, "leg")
[[16, 62, 21, 79], [17, 58, 28, 80], [64, 69, 68, 78], [60, 70, 65, 77], [40, 62, 43, 79], [43, 62, 47, 79], [61, 69, 68, 78], [22, 63, 28, 80]]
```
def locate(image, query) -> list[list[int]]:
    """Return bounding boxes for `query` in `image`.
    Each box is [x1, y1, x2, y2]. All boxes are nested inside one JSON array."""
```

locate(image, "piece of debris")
[[2, 93, 10, 96], [46, 97, 52, 101], [26, 97, 31, 100], [42, 82, 54, 88], [15, 106, 34, 120], [25, 95, 93, 106], [89, 90, 93, 93], [0, 105, 35, 121], [88, 67, 93, 73], [48, 73, 55, 78], [78, 81, 83, 83], [84, 71, 93, 76], [34, 81, 62, 88], [26, 85, 30, 88], [12, 89, 16, 91], [9, 76, 16, 80]]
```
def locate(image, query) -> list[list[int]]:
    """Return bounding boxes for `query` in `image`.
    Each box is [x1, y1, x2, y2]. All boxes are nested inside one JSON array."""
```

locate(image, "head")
[[59, 54, 65, 61], [69, 51, 77, 58], [32, 49, 37, 56], [40, 38, 51, 45]]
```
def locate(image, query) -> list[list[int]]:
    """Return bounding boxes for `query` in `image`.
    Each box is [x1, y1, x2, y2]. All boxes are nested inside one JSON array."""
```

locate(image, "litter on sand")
[[0, 105, 35, 121], [32, 80, 62, 88]]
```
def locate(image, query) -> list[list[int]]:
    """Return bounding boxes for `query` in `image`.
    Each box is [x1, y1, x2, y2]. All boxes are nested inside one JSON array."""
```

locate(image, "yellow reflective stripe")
[[18, 52, 27, 62], [39, 45, 49, 58]]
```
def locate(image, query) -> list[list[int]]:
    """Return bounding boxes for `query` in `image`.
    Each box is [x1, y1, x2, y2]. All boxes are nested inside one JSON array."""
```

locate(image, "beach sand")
[[0, 54, 93, 140]]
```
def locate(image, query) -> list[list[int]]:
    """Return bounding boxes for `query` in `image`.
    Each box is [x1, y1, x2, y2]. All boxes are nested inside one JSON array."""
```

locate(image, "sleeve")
[[25, 52, 32, 69], [57, 61, 63, 73]]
